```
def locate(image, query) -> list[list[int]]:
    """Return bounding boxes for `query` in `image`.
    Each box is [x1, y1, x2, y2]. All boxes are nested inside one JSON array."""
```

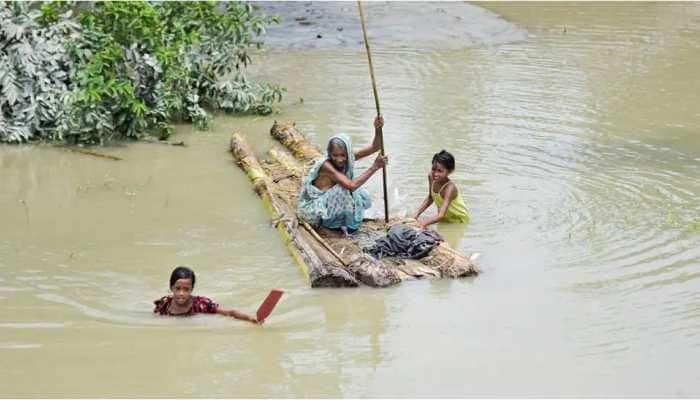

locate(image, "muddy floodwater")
[[1, 2, 699, 397]]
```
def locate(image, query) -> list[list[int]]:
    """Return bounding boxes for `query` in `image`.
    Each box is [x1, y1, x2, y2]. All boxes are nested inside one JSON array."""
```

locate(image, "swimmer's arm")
[[418, 184, 457, 229], [355, 114, 384, 160], [217, 307, 259, 324], [322, 158, 384, 191]]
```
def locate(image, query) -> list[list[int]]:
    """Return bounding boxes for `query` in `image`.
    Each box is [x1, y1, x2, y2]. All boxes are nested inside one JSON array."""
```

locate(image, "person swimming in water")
[[153, 266, 259, 323]]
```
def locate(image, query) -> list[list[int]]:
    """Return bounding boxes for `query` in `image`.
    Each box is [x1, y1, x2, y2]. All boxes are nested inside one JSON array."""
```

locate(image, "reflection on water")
[[436, 221, 469, 250], [1, 2, 699, 397]]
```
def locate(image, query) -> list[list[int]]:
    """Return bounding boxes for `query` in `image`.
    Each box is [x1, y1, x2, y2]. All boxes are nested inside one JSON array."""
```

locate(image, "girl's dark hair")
[[432, 150, 455, 171], [170, 266, 196, 288], [327, 137, 347, 156]]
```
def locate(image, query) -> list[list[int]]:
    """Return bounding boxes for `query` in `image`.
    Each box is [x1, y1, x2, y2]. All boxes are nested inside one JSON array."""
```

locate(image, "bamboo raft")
[[230, 122, 480, 287]]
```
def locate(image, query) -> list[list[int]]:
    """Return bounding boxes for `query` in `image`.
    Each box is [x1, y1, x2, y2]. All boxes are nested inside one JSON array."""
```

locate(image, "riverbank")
[[256, 1, 528, 50]]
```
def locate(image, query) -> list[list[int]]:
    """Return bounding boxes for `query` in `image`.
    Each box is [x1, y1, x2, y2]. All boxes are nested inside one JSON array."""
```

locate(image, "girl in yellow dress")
[[413, 150, 469, 230]]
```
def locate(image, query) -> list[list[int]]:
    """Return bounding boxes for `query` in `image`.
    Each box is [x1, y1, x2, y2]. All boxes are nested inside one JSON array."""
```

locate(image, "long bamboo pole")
[[300, 220, 349, 267], [357, 0, 389, 224]]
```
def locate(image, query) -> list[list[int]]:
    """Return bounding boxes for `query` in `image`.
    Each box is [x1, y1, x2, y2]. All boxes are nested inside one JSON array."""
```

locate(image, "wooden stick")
[[142, 139, 186, 147], [300, 220, 349, 267], [357, 0, 389, 224], [64, 147, 122, 161]]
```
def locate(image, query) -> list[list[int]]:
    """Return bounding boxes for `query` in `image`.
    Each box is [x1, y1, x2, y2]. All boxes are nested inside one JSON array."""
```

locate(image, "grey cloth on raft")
[[362, 224, 443, 260]]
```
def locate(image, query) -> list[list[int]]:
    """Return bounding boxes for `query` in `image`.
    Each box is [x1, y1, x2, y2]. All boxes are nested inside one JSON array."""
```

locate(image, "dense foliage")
[[0, 2, 79, 142], [0, 1, 283, 145]]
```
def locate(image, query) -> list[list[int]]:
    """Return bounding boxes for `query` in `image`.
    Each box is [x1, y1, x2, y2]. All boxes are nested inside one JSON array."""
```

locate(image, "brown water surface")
[[1, 2, 699, 397]]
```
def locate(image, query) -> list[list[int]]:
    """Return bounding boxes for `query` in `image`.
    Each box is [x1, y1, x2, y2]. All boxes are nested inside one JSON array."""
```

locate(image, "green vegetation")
[[1, 1, 283, 145], [0, 2, 79, 142]]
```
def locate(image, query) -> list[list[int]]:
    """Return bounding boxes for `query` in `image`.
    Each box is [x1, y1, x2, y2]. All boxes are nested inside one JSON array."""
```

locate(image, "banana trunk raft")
[[230, 122, 480, 288]]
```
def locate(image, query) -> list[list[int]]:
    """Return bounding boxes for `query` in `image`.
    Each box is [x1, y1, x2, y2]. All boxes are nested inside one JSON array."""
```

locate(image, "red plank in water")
[[256, 289, 284, 323]]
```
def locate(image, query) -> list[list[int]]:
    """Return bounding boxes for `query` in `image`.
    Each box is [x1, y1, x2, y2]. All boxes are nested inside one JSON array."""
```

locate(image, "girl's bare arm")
[[418, 183, 458, 229], [217, 307, 259, 324], [413, 176, 434, 219]]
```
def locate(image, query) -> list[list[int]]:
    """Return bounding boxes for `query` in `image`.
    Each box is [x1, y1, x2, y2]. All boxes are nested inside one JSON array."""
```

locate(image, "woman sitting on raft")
[[297, 115, 388, 238]]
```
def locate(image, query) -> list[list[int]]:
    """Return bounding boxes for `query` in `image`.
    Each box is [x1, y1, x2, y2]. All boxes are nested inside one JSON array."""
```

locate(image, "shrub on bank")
[[0, 2, 79, 142], [0, 1, 283, 145]]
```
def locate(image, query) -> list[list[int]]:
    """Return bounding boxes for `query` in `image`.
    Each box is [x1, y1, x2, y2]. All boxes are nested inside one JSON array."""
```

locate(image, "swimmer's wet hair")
[[170, 266, 196, 288]]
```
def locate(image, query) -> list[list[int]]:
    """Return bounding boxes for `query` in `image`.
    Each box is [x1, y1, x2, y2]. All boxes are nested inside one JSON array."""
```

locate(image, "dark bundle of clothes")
[[362, 224, 443, 260]]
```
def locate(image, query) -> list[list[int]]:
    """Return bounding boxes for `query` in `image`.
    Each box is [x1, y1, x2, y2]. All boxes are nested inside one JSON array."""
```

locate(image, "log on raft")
[[269, 121, 322, 163], [231, 133, 358, 287], [232, 134, 405, 287], [230, 123, 480, 288]]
